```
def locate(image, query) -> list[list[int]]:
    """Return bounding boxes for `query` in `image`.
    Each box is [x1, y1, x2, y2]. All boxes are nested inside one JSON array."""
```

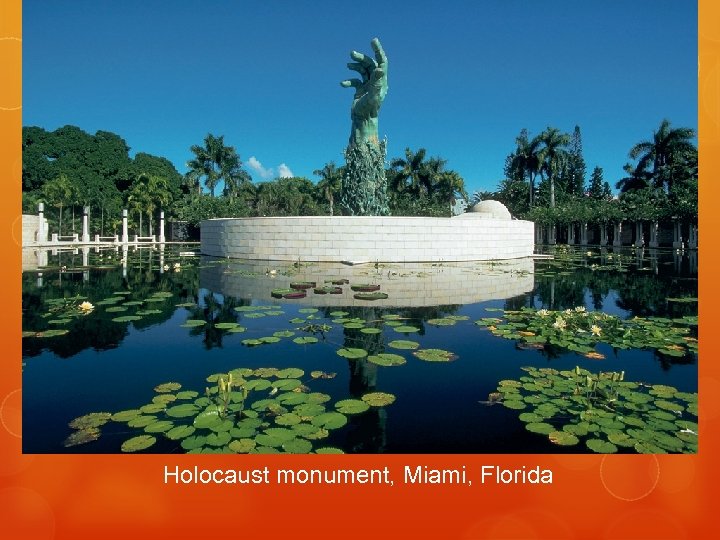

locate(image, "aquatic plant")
[[491, 366, 697, 454], [65, 363, 397, 454], [475, 307, 697, 358]]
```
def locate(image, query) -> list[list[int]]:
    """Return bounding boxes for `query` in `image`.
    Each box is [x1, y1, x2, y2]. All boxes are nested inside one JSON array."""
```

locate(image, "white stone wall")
[[22, 215, 47, 246], [201, 215, 534, 262]]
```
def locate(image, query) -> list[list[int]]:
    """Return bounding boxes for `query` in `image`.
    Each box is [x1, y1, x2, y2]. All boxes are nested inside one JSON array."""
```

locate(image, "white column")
[[122, 244, 128, 278], [82, 206, 90, 243], [122, 209, 129, 244], [579, 222, 588, 246], [548, 224, 557, 245], [634, 221, 644, 247], [599, 224, 608, 246], [37, 202, 47, 243], [567, 224, 575, 245], [82, 246, 89, 282], [612, 222, 623, 247], [159, 244, 165, 274], [159, 211, 166, 243], [649, 221, 659, 248]]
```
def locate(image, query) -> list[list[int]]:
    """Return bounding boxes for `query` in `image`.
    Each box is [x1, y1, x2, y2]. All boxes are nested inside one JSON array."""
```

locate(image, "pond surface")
[[22, 244, 698, 454]]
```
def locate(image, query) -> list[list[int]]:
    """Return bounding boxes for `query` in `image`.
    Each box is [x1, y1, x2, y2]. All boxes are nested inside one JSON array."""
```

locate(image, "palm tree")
[[433, 170, 467, 215], [222, 163, 252, 201], [422, 156, 447, 196], [389, 147, 428, 195], [628, 119, 696, 192], [187, 134, 242, 197], [313, 161, 342, 216], [616, 162, 652, 193], [539, 127, 570, 208], [510, 131, 543, 208]]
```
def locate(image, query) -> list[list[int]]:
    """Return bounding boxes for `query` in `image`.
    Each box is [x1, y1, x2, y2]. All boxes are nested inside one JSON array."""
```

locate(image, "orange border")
[[1, 2, 717, 539]]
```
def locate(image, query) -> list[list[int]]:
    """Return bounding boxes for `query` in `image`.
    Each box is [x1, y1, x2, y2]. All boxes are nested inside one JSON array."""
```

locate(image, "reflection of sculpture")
[[339, 38, 390, 216], [341, 38, 388, 146]]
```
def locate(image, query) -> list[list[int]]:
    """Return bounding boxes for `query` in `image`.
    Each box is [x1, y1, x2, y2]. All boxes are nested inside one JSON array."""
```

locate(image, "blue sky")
[[23, 0, 697, 195]]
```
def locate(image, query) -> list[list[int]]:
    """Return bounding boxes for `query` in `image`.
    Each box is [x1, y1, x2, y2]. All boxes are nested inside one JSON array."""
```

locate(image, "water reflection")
[[199, 258, 535, 308]]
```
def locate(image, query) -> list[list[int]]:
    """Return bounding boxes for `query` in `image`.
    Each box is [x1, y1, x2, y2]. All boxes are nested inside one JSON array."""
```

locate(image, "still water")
[[22, 244, 698, 453]]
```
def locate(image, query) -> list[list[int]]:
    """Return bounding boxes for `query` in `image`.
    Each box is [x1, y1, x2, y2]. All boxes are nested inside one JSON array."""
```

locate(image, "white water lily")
[[537, 309, 550, 317], [575, 306, 586, 313], [163, 264, 169, 271], [79, 301, 94, 313], [591, 325, 602, 336], [553, 317, 567, 330]]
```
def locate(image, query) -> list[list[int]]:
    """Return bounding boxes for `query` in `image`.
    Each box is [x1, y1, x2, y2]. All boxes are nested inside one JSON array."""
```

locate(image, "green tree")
[[313, 161, 343, 216], [588, 166, 612, 200], [187, 134, 244, 197], [628, 119, 696, 192], [389, 147, 431, 196], [539, 127, 570, 208], [507, 129, 544, 208], [41, 174, 72, 235], [563, 125, 586, 197]]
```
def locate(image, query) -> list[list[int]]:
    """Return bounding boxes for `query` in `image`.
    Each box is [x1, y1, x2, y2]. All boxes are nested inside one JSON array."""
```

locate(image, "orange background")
[[1, 2, 717, 539]]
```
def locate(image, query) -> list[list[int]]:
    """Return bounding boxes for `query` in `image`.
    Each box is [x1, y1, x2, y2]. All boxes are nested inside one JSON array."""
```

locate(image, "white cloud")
[[247, 156, 294, 180], [277, 163, 294, 178], [247, 156, 273, 180]]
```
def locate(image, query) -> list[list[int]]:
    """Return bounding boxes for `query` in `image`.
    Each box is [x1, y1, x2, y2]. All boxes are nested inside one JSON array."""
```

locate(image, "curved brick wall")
[[200, 215, 534, 262]]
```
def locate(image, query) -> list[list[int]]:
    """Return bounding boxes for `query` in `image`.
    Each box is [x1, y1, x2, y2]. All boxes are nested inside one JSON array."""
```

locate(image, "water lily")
[[553, 317, 567, 331], [564, 309, 572, 315], [537, 309, 549, 317], [79, 301, 94, 313], [591, 325, 602, 336], [575, 306, 586, 313], [163, 264, 169, 271], [174, 263, 181, 269]]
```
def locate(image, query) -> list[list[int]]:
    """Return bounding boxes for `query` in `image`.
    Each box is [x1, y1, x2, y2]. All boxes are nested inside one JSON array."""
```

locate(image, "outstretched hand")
[[341, 38, 388, 122]]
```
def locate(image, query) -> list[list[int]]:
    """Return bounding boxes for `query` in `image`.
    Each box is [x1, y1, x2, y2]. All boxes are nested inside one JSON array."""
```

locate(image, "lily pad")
[[311, 411, 348, 430], [336, 347, 368, 359], [63, 428, 101, 447], [394, 325, 420, 333], [228, 439, 257, 453], [413, 348, 457, 362], [166, 403, 200, 418], [68, 412, 112, 430], [181, 319, 206, 327], [154, 382, 182, 393], [361, 392, 396, 407], [121, 435, 156, 452], [166, 425, 196, 440], [548, 431, 579, 446], [293, 336, 318, 345], [335, 399, 370, 415], [388, 340, 420, 350], [586, 438, 618, 453], [368, 353, 407, 367]]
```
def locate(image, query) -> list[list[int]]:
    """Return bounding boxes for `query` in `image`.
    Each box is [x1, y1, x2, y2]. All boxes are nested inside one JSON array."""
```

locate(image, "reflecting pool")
[[22, 244, 698, 454]]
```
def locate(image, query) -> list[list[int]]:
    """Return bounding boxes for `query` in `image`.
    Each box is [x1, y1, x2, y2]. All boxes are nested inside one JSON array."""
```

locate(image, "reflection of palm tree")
[[186, 292, 244, 349]]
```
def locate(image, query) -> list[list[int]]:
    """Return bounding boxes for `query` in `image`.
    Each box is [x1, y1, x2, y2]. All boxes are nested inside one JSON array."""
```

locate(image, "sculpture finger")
[[371, 38, 387, 66], [340, 79, 362, 88], [347, 62, 369, 78], [350, 50, 378, 71]]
